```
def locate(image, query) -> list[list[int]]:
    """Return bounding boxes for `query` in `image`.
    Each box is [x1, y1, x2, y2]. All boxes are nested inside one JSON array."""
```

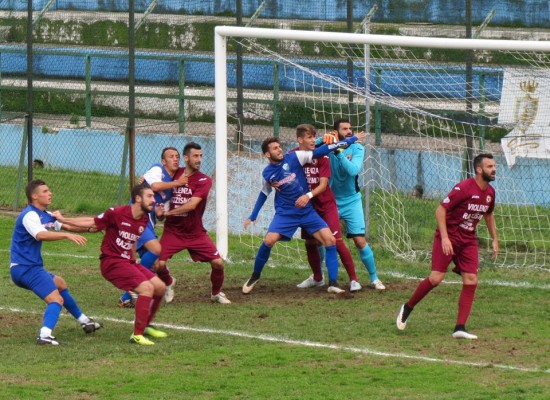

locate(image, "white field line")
[[1, 248, 548, 290], [1, 306, 548, 374]]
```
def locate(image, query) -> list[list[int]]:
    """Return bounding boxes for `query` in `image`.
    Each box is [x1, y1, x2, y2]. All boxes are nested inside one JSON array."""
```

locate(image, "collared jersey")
[[163, 168, 212, 238], [439, 177, 496, 244], [94, 205, 149, 262], [10, 205, 62, 267]]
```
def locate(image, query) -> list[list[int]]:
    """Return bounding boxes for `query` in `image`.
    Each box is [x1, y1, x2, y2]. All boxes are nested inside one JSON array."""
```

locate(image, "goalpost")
[[214, 26, 550, 271]]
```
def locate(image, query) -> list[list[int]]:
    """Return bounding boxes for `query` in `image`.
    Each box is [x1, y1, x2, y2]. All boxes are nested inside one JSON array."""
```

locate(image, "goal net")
[[214, 27, 550, 272]]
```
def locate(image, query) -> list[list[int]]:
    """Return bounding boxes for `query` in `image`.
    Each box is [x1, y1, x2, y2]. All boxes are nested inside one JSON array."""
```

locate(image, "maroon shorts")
[[431, 233, 479, 275], [301, 207, 343, 240], [100, 258, 156, 292], [159, 231, 221, 263]]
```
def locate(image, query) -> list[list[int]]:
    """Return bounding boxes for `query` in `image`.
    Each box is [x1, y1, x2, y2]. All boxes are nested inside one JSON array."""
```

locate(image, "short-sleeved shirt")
[[10, 205, 62, 268], [438, 177, 496, 245], [142, 162, 174, 204], [94, 205, 149, 262], [163, 169, 212, 238], [261, 151, 314, 217]]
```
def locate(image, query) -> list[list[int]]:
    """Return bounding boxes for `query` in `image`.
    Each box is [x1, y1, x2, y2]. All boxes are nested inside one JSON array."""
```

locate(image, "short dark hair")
[[25, 179, 47, 203], [296, 124, 316, 138], [261, 137, 280, 154], [333, 118, 350, 131], [473, 153, 494, 171], [183, 142, 201, 156], [161, 147, 179, 160], [131, 184, 152, 203]]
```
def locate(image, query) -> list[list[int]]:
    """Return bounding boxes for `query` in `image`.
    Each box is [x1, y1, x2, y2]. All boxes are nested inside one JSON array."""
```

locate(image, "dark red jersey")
[[163, 168, 211, 238], [438, 178, 495, 244], [94, 205, 148, 262]]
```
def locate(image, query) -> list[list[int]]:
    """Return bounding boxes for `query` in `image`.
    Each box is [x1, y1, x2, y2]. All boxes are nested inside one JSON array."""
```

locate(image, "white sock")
[[77, 314, 89, 324], [39, 327, 52, 338]]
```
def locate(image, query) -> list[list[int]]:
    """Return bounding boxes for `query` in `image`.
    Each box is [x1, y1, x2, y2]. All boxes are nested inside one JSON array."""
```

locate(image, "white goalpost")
[[214, 26, 550, 271]]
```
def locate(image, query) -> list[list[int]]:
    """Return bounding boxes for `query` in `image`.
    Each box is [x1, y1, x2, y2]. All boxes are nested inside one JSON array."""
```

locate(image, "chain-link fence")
[[0, 0, 548, 212]]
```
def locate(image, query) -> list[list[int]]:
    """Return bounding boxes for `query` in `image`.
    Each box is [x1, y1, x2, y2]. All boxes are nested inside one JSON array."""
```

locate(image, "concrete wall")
[[1, 123, 548, 207], [7, 1, 550, 27]]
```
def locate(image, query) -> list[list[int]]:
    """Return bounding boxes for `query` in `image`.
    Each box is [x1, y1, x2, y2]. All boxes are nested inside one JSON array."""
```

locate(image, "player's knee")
[[211, 258, 224, 270], [135, 281, 154, 297]]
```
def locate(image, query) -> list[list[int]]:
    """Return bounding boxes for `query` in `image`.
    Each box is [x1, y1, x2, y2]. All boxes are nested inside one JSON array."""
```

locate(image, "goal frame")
[[214, 25, 550, 259]]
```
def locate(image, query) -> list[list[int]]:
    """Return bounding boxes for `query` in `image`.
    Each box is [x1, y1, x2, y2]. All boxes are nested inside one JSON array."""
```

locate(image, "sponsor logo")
[[472, 195, 480, 199], [443, 197, 450, 203], [283, 163, 289, 171]]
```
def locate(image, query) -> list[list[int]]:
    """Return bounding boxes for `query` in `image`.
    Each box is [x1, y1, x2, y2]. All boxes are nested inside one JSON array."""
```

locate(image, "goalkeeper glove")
[[322, 132, 338, 145]]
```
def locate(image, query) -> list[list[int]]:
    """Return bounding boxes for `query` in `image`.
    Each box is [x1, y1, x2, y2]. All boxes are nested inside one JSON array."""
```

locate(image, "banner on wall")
[[499, 69, 550, 167]]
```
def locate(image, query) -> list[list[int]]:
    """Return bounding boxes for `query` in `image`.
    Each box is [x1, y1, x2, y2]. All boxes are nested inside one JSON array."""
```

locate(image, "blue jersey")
[[261, 151, 315, 217], [10, 205, 61, 268], [142, 162, 174, 205], [329, 142, 364, 200]]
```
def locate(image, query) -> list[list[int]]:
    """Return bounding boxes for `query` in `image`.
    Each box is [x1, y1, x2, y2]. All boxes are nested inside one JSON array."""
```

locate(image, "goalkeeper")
[[320, 118, 385, 290]]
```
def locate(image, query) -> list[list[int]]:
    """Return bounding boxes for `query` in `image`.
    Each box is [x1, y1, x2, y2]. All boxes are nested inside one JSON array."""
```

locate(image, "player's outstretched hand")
[[137, 176, 145, 185], [67, 233, 87, 245], [243, 218, 254, 229], [322, 131, 339, 144], [51, 210, 64, 222], [354, 131, 368, 142]]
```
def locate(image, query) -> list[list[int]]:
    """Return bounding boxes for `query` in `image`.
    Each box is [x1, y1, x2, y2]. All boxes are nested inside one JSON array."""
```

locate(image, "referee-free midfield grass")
[[0, 213, 549, 400]]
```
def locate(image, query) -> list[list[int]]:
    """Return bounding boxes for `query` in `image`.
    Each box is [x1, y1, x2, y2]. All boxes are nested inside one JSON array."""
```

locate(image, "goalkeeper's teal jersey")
[[328, 142, 364, 199]]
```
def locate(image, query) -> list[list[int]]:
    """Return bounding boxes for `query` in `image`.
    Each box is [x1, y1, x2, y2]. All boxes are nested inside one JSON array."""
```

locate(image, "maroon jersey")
[[291, 147, 337, 214], [438, 178, 495, 244], [164, 168, 211, 238], [94, 205, 148, 262]]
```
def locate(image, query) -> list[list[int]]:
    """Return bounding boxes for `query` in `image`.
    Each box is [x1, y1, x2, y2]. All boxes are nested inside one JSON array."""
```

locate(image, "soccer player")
[[292, 124, 362, 292], [320, 118, 385, 290], [53, 185, 167, 346], [118, 147, 187, 307], [158, 142, 231, 304], [242, 131, 365, 295], [396, 153, 498, 340], [10, 179, 102, 346]]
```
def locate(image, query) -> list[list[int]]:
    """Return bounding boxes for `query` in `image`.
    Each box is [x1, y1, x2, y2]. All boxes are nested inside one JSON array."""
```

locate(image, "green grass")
[[1, 209, 549, 399]]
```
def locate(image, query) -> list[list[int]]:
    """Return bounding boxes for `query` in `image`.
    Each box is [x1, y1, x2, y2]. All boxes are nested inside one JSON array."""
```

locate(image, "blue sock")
[[359, 244, 378, 281], [325, 245, 338, 283], [139, 251, 159, 270], [43, 302, 62, 330], [253, 242, 272, 276], [60, 288, 83, 319], [120, 291, 133, 302]]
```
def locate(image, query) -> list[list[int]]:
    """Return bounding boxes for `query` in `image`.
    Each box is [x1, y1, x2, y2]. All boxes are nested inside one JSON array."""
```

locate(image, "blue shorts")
[[136, 224, 157, 252], [268, 209, 327, 240], [336, 192, 366, 237], [10, 265, 57, 299]]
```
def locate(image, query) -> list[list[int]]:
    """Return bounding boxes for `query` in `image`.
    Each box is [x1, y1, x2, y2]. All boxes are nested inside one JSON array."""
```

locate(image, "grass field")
[[1, 210, 549, 399]]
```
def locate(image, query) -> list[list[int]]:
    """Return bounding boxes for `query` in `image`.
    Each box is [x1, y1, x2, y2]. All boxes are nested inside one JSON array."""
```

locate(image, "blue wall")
[[1, 124, 548, 206], [3, 1, 549, 27]]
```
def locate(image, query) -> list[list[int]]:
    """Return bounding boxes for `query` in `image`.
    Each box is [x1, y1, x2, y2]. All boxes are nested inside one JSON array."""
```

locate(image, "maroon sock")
[[134, 295, 153, 335], [336, 239, 357, 281], [210, 267, 224, 295], [156, 264, 173, 286], [305, 241, 323, 281], [146, 295, 163, 326], [456, 284, 477, 326], [407, 278, 436, 308]]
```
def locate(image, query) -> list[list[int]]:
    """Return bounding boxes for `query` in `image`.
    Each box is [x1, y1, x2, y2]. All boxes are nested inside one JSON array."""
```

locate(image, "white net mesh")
[[221, 33, 550, 271]]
